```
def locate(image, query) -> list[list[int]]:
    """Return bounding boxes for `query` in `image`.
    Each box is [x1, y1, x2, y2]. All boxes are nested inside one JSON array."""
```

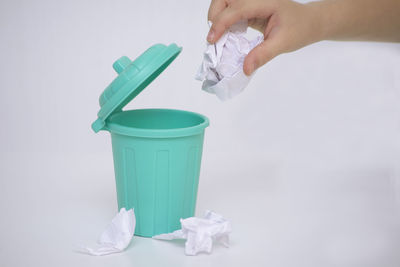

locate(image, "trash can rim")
[[105, 108, 209, 138]]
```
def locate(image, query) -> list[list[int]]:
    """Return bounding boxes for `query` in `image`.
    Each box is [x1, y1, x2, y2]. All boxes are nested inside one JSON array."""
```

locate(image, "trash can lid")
[[91, 43, 182, 133]]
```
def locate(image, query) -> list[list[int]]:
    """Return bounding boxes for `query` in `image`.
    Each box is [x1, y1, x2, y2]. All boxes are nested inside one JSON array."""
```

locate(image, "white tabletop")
[[1, 150, 400, 267]]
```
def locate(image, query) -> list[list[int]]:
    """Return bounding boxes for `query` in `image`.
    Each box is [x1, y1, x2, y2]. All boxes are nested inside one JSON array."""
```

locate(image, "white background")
[[1, 0, 400, 266]]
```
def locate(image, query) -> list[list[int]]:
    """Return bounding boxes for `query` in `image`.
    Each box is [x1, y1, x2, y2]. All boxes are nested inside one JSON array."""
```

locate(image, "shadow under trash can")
[[91, 44, 209, 237]]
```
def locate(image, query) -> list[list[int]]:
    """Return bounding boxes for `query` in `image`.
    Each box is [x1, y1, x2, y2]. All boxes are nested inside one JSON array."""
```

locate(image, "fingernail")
[[207, 30, 214, 43], [252, 63, 257, 73], [248, 63, 257, 75]]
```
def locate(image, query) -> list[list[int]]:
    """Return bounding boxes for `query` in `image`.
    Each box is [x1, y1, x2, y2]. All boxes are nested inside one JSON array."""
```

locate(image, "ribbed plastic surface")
[[111, 132, 205, 237], [107, 109, 208, 237]]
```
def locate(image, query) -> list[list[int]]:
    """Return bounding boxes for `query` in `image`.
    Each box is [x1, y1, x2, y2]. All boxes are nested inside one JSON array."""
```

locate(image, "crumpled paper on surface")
[[153, 211, 232, 256], [77, 208, 136, 256], [196, 21, 263, 101]]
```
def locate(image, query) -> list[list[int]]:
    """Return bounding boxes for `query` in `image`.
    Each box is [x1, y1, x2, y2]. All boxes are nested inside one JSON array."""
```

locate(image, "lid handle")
[[113, 56, 132, 74], [91, 118, 106, 133]]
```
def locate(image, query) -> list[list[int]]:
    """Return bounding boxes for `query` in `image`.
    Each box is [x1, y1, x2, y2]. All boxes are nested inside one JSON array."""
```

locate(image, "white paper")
[[77, 208, 136, 256], [196, 21, 263, 101], [153, 211, 232, 256]]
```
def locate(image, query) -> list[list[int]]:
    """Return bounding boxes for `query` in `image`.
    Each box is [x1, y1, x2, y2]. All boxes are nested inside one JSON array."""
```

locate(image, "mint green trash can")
[[91, 44, 209, 237]]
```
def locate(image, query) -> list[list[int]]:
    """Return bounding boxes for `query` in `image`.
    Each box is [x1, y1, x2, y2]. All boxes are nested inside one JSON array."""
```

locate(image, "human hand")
[[207, 0, 322, 75]]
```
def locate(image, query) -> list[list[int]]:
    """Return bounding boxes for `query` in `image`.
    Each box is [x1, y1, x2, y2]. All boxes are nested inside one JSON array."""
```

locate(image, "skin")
[[207, 0, 400, 75]]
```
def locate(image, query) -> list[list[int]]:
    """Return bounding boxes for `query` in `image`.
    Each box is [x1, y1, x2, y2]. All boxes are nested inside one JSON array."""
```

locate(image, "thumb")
[[243, 37, 282, 76]]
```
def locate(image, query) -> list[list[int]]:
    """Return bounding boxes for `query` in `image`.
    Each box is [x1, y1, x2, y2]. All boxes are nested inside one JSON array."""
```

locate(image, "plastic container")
[[92, 44, 209, 237]]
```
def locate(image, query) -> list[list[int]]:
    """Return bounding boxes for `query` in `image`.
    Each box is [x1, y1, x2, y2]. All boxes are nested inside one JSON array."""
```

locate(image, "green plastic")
[[92, 43, 182, 133], [108, 109, 209, 237], [92, 44, 209, 237]]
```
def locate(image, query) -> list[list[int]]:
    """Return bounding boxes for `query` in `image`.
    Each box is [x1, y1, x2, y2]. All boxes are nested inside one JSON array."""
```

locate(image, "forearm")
[[309, 0, 400, 42]]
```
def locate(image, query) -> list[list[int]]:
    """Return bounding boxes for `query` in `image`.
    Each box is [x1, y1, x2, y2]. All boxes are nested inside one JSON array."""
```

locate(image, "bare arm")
[[313, 0, 400, 42], [207, 0, 400, 75]]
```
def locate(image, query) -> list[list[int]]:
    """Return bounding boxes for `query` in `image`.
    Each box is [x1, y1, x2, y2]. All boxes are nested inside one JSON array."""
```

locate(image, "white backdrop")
[[1, 0, 400, 266]]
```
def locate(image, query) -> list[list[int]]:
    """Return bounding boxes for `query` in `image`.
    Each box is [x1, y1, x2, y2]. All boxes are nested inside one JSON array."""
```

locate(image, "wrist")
[[304, 1, 330, 43]]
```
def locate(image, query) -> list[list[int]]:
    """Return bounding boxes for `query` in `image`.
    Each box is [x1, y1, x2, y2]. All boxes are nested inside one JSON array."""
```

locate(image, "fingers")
[[208, 0, 228, 22], [243, 37, 281, 75], [207, 1, 274, 44], [207, 5, 244, 43]]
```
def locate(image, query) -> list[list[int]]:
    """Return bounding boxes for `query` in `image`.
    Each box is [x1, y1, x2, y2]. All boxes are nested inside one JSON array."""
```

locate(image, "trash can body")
[[107, 109, 208, 237]]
